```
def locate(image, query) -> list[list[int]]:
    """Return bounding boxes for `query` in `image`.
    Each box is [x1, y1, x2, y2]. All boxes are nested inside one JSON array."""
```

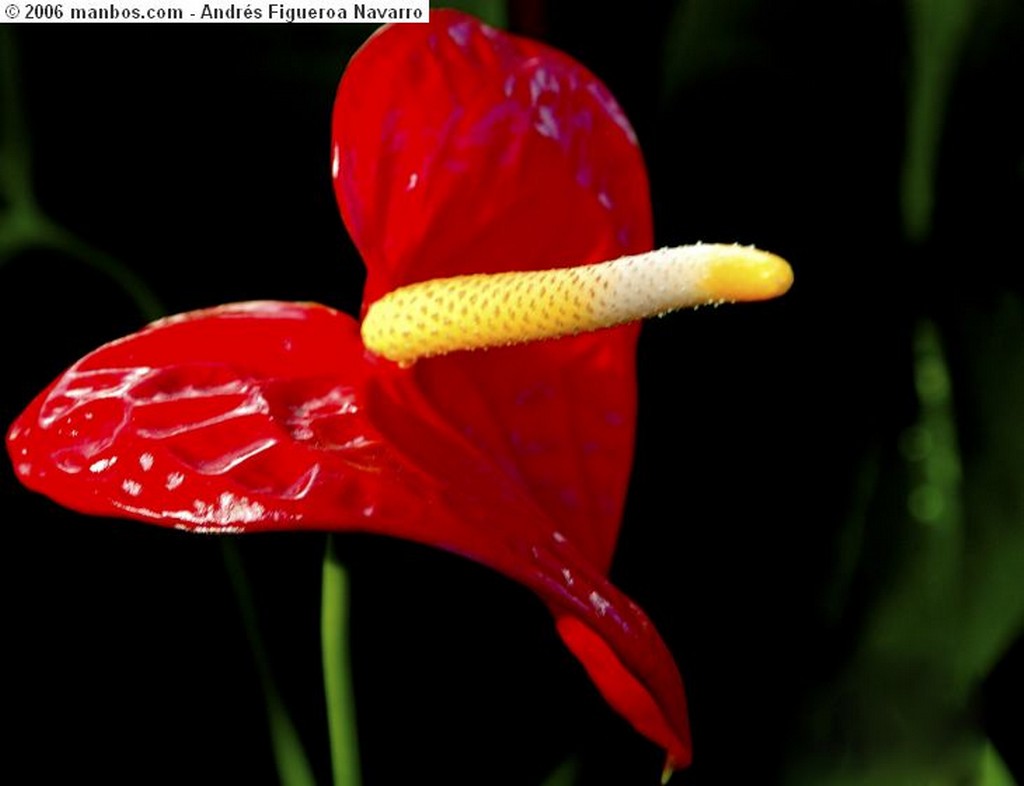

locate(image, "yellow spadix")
[[361, 243, 793, 365]]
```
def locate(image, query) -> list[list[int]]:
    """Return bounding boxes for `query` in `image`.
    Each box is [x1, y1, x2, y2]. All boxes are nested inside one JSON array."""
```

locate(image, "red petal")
[[547, 557, 692, 770], [368, 359, 692, 767], [374, 341, 638, 572], [8, 13, 691, 766], [333, 9, 651, 571], [334, 9, 651, 302], [8, 300, 691, 761], [7, 302, 425, 532], [333, 13, 687, 762]]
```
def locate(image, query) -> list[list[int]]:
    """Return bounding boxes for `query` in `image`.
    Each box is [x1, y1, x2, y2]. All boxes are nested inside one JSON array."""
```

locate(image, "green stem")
[[44, 220, 166, 321], [4, 29, 315, 786], [0, 26, 37, 212], [322, 535, 362, 786], [222, 541, 318, 786], [0, 30, 164, 322]]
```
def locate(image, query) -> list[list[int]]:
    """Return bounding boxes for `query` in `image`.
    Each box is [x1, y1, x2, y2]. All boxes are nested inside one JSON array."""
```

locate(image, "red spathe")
[[8, 10, 690, 768]]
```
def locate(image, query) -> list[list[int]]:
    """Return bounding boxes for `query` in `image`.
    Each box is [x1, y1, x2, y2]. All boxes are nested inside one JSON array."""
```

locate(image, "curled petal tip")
[[554, 614, 691, 775], [696, 244, 793, 302]]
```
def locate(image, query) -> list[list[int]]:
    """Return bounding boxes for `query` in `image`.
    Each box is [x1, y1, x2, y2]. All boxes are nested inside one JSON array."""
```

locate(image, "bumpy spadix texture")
[[6, 10, 718, 770], [362, 243, 793, 363]]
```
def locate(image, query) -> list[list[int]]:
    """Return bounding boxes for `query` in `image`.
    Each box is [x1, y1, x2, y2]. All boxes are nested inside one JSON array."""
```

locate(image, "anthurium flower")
[[6, 10, 791, 776]]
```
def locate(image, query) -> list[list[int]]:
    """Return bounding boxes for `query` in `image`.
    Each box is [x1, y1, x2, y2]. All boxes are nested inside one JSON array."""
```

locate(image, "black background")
[[2, 2, 1021, 784]]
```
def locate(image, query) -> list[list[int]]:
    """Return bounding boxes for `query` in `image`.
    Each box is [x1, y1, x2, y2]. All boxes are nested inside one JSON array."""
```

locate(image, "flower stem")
[[322, 535, 362, 786], [0, 29, 165, 322], [222, 541, 317, 786], [4, 30, 314, 784]]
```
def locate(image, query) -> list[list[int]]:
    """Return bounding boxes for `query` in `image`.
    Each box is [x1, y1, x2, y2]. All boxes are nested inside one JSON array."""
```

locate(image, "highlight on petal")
[[6, 302, 424, 532]]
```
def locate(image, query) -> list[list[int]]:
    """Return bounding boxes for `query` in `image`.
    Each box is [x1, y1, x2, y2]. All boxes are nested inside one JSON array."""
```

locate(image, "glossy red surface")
[[7, 10, 690, 768]]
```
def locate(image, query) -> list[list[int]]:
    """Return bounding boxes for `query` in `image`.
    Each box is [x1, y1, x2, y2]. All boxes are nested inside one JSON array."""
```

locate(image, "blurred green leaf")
[[434, 0, 506, 28], [902, 0, 975, 241], [866, 320, 964, 675], [539, 757, 578, 786], [790, 308, 1022, 785], [785, 0, 1021, 779], [953, 298, 1024, 682], [980, 741, 1018, 786], [661, 0, 761, 100]]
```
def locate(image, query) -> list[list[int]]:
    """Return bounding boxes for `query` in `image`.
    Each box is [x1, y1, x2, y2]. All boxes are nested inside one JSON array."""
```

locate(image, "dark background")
[[2, 2, 1021, 784]]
